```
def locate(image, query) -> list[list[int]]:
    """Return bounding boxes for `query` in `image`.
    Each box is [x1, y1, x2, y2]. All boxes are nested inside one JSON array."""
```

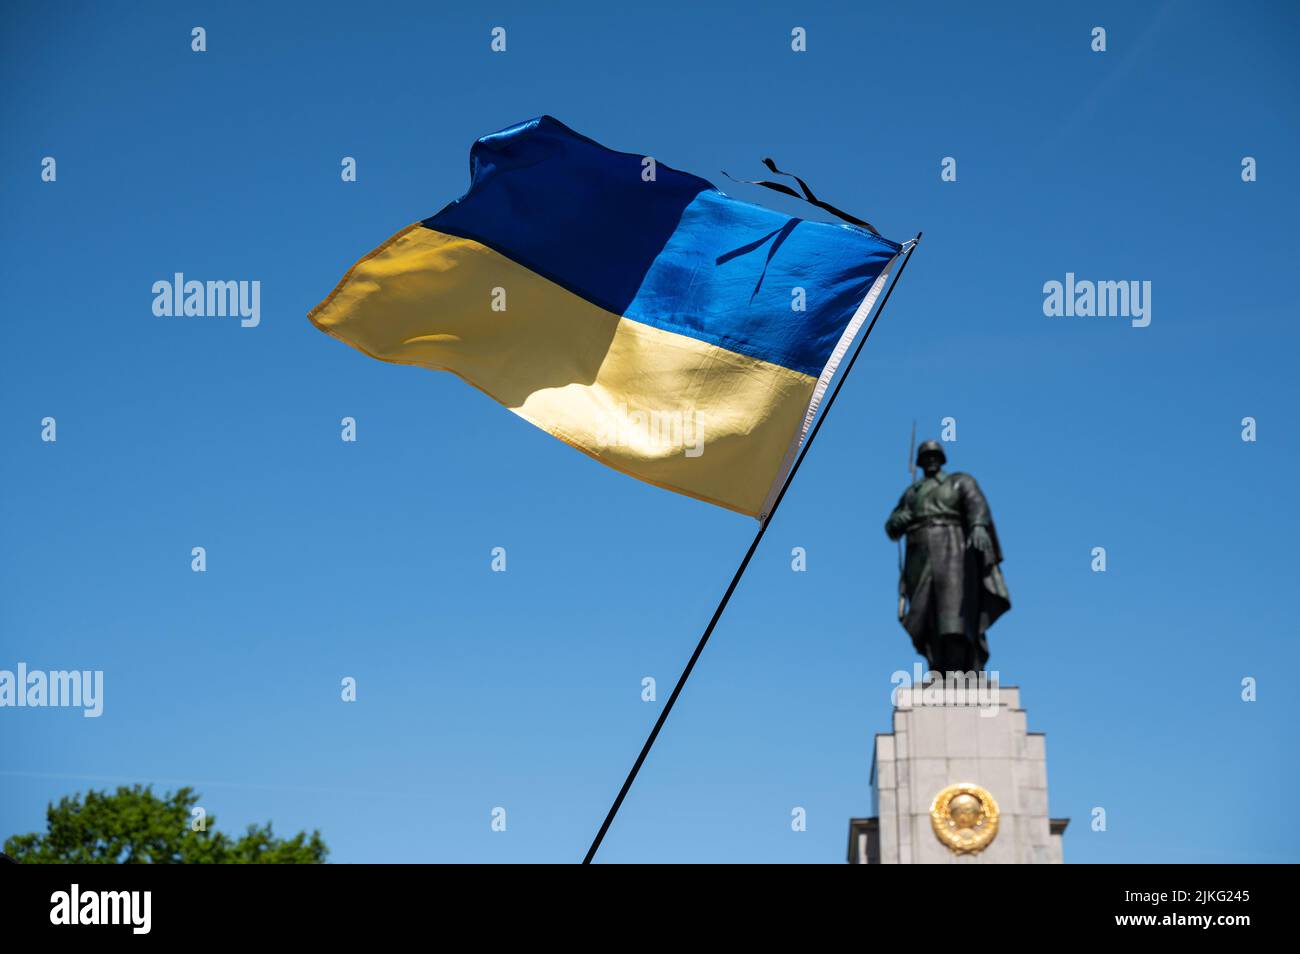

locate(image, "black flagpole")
[[582, 232, 923, 864]]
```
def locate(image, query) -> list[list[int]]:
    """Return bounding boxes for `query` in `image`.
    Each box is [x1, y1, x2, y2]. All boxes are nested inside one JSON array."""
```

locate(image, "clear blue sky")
[[2, 0, 1296, 863]]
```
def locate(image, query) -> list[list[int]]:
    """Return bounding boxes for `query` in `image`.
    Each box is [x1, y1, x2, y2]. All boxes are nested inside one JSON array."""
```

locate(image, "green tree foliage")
[[3, 785, 327, 864]]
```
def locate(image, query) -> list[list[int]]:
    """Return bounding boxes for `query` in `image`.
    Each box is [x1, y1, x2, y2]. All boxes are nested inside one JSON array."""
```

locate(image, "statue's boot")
[[933, 632, 979, 681]]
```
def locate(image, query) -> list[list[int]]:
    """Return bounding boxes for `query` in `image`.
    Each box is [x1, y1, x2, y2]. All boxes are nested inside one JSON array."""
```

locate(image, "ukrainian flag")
[[309, 117, 902, 518]]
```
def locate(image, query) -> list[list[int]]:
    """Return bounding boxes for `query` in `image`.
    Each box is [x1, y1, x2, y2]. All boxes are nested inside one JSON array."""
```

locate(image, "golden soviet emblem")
[[930, 783, 999, 854]]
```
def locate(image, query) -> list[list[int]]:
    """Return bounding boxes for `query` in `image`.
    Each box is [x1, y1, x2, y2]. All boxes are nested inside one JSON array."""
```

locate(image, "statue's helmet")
[[916, 439, 946, 466]]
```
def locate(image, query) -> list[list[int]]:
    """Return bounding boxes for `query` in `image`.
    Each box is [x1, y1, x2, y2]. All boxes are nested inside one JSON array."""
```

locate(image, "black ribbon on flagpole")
[[723, 158, 883, 235]]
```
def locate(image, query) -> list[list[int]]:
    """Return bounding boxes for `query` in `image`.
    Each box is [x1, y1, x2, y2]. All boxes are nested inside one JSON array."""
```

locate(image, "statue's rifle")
[[898, 420, 916, 621]]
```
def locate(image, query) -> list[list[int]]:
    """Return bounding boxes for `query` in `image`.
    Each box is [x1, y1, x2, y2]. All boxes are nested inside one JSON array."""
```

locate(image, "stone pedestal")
[[847, 684, 1067, 864]]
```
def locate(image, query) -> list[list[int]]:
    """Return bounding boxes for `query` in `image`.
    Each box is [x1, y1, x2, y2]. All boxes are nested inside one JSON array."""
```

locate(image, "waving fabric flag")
[[309, 116, 902, 518]]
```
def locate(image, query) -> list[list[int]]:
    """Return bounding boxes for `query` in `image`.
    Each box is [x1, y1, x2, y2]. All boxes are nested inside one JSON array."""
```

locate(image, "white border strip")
[[757, 253, 902, 522]]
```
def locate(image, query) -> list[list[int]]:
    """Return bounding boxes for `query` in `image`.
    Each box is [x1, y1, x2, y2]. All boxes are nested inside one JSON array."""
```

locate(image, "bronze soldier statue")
[[885, 441, 1010, 676]]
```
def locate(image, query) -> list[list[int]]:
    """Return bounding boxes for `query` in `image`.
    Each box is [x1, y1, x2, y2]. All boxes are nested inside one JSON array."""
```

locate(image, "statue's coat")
[[885, 470, 1010, 668]]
